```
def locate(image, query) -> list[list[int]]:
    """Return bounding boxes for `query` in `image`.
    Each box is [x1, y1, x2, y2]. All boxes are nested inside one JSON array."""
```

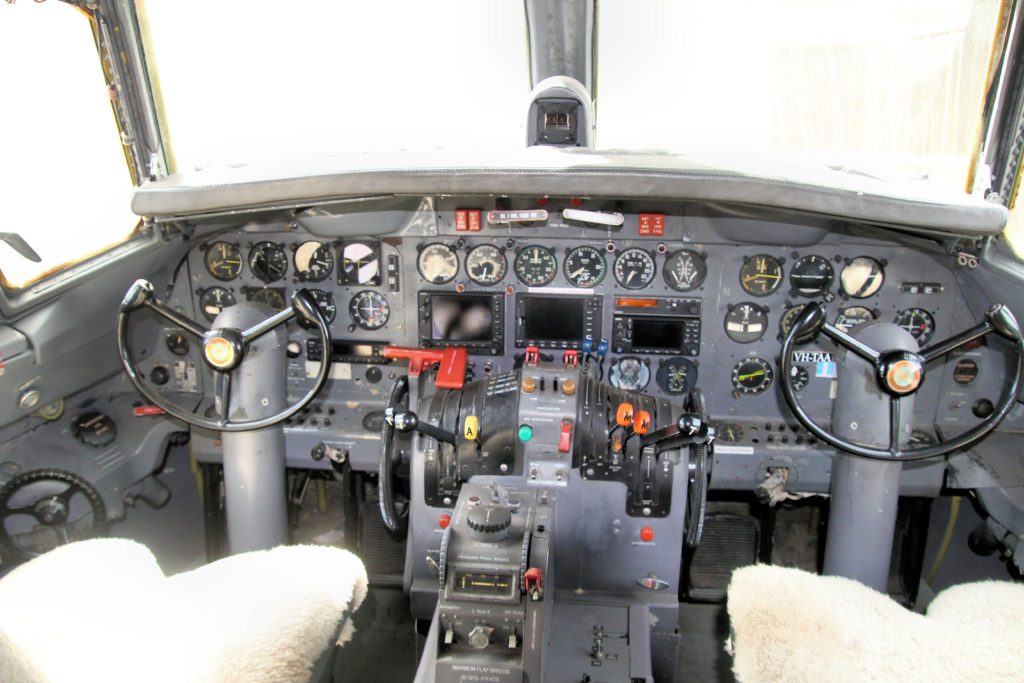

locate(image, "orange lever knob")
[[616, 402, 635, 427], [633, 410, 651, 434]]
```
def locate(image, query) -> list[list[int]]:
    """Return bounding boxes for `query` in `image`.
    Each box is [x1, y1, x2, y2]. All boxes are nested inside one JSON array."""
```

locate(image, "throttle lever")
[[387, 409, 458, 446], [641, 414, 716, 450]]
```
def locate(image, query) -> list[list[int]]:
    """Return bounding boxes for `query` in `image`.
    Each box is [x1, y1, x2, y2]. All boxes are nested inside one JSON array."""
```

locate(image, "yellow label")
[[464, 415, 479, 441]]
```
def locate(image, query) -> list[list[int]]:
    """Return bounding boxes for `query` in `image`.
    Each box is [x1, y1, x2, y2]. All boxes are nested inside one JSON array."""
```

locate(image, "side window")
[[0, 2, 139, 290]]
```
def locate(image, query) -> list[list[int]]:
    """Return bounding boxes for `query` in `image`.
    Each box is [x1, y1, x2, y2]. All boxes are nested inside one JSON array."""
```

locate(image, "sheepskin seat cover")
[[727, 564, 1024, 683], [0, 538, 367, 683]]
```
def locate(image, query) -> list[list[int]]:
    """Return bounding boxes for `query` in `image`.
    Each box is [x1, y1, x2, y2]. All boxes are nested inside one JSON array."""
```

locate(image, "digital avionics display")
[[632, 318, 684, 351], [523, 297, 584, 342], [430, 294, 493, 342]]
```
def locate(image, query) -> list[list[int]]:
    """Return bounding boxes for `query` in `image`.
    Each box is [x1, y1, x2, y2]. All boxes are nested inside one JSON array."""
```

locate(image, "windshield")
[[139, 0, 530, 171], [141, 0, 1002, 194], [598, 0, 1002, 193]]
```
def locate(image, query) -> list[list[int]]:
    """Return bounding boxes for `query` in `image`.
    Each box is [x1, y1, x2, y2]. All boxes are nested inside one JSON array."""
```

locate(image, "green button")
[[518, 424, 533, 442]]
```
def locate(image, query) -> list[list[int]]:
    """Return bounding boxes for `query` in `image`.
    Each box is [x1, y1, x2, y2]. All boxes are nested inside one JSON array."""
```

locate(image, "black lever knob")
[[387, 409, 457, 446]]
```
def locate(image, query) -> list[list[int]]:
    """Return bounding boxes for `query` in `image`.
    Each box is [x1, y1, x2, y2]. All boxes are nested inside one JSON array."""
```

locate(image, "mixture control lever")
[[641, 414, 716, 450], [386, 409, 458, 446]]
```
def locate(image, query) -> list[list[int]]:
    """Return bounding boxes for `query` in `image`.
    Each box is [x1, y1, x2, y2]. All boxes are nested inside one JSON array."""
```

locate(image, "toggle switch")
[[559, 417, 573, 452]]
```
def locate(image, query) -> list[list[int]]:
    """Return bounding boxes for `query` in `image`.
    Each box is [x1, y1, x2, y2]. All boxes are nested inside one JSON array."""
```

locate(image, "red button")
[[467, 210, 481, 231], [455, 209, 468, 231], [439, 514, 451, 529], [559, 418, 573, 453], [640, 526, 654, 542]]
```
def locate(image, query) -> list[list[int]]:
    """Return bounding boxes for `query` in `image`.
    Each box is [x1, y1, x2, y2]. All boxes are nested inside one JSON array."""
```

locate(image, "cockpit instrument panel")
[[174, 196, 1003, 490]]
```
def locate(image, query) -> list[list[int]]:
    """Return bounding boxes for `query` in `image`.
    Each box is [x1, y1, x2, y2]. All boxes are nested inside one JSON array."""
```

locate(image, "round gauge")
[[953, 358, 979, 385], [248, 287, 287, 311], [718, 423, 745, 443], [465, 244, 507, 286], [204, 241, 243, 281], [789, 255, 834, 297], [248, 242, 288, 283], [779, 304, 822, 344], [835, 306, 875, 333], [739, 254, 784, 296], [609, 357, 650, 391], [840, 256, 884, 298], [731, 358, 774, 395], [724, 302, 769, 343], [299, 289, 337, 329], [417, 243, 460, 285], [663, 249, 707, 292], [340, 242, 381, 285], [199, 287, 236, 322], [349, 290, 390, 330], [789, 364, 810, 391], [613, 248, 657, 289], [894, 308, 935, 345], [165, 333, 190, 356], [514, 245, 557, 287], [293, 241, 334, 283], [656, 357, 699, 395], [563, 245, 607, 288]]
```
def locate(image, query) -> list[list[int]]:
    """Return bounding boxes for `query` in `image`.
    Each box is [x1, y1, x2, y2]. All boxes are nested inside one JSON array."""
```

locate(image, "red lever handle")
[[383, 346, 467, 389]]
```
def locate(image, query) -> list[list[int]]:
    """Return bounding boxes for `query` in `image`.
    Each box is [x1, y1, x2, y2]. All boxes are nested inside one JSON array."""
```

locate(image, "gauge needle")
[[743, 274, 780, 282], [738, 370, 766, 381], [571, 267, 586, 278]]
